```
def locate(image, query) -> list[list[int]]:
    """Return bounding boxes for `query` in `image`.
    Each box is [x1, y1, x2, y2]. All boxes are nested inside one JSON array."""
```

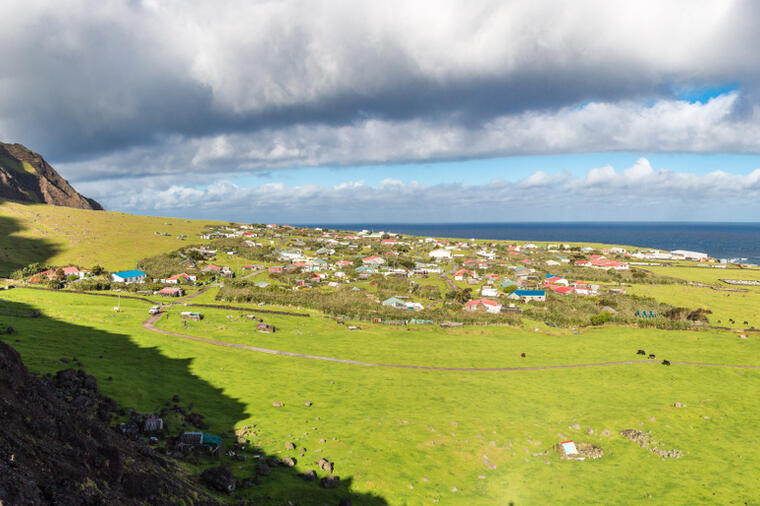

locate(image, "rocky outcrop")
[[0, 142, 103, 210], [0, 340, 215, 504]]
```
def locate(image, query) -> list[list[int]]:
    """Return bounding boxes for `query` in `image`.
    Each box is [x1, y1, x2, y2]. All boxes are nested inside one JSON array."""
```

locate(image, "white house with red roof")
[[464, 299, 502, 313], [454, 268, 477, 281], [362, 256, 386, 265], [544, 275, 569, 286], [162, 273, 197, 284]]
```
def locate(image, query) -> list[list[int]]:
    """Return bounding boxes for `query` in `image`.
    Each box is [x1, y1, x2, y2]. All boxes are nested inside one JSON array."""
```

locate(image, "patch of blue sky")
[[226, 152, 760, 189], [672, 83, 738, 103]]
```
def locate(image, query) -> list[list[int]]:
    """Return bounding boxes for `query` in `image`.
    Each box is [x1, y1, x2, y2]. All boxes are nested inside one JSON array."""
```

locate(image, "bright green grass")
[[627, 283, 760, 330], [2, 288, 760, 504], [0, 200, 223, 272], [153, 303, 760, 368], [645, 264, 760, 284]]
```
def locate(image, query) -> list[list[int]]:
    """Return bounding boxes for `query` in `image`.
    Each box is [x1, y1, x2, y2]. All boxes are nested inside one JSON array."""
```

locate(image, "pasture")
[[2, 287, 760, 504], [0, 200, 222, 273]]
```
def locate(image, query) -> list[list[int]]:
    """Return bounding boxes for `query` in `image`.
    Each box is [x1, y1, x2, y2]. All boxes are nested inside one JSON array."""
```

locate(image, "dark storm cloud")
[[2, 0, 760, 180]]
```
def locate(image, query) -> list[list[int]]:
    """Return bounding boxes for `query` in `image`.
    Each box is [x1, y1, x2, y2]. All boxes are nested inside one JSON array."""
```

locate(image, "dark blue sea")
[[300, 222, 760, 264]]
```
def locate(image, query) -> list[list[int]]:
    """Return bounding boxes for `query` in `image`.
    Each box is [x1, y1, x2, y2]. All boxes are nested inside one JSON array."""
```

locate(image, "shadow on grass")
[[0, 293, 388, 505], [0, 211, 61, 276]]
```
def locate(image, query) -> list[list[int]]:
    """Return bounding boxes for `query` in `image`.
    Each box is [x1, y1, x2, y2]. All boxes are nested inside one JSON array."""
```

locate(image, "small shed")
[[144, 416, 164, 432]]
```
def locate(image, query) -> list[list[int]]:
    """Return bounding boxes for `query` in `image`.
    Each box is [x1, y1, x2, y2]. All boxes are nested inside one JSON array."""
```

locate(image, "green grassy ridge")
[[0, 200, 224, 273], [3, 287, 760, 504]]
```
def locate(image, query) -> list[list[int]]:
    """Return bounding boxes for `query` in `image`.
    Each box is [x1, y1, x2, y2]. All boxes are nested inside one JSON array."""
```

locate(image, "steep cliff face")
[[0, 142, 103, 210]]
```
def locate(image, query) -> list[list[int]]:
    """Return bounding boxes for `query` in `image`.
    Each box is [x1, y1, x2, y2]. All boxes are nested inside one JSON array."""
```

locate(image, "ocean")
[[299, 222, 760, 264]]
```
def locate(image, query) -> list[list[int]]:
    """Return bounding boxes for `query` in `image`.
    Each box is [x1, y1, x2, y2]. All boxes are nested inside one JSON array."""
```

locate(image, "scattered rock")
[[321, 475, 340, 489], [171, 394, 180, 403], [569, 423, 581, 430], [286, 441, 296, 450], [59, 357, 70, 363], [674, 402, 686, 408], [272, 401, 284, 407], [318, 457, 334, 473], [299, 470, 317, 482], [304, 401, 312, 407], [619, 429, 682, 459], [555, 442, 603, 460], [282, 456, 297, 467], [201, 465, 236, 493], [586, 428, 594, 435], [338, 498, 352, 506], [256, 463, 271, 476]]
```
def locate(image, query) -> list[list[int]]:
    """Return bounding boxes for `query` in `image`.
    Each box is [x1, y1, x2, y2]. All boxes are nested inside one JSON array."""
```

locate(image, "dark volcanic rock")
[[321, 475, 340, 489], [0, 341, 215, 504], [0, 142, 103, 210], [201, 466, 236, 494]]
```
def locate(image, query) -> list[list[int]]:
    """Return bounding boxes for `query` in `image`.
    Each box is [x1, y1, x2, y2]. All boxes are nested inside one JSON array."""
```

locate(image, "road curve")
[[142, 314, 760, 372]]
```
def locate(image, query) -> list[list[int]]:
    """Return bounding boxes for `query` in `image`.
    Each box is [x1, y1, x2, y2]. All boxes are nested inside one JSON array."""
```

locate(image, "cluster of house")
[[543, 275, 599, 296], [575, 254, 629, 271], [28, 266, 90, 283]]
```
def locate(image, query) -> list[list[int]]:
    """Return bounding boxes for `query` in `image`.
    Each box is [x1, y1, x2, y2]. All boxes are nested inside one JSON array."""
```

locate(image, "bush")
[[590, 312, 611, 326], [11, 262, 47, 280]]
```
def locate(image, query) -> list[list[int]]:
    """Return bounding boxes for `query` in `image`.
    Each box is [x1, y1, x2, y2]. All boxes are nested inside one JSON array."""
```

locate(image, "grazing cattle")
[[637, 349, 646, 355], [661, 360, 671, 366], [648, 354, 656, 359], [520, 353, 526, 358], [744, 321, 749, 325]]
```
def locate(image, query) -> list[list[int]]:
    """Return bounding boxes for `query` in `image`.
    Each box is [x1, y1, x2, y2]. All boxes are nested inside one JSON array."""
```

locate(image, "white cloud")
[[86, 158, 760, 223], [2, 0, 760, 165]]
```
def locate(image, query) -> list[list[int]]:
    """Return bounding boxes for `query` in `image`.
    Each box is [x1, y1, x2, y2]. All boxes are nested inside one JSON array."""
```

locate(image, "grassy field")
[[644, 264, 760, 284], [627, 283, 760, 330], [0, 200, 223, 273], [2, 287, 760, 504]]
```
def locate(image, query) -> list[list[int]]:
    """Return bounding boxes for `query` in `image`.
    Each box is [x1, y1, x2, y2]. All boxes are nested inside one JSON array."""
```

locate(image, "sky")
[[3, 0, 760, 223]]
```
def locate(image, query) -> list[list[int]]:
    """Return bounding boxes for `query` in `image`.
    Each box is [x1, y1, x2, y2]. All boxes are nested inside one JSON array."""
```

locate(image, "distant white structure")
[[429, 248, 452, 260], [671, 250, 708, 261]]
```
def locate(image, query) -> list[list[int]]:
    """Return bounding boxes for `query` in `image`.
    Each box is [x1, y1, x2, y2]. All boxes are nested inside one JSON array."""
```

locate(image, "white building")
[[111, 270, 148, 284], [429, 248, 453, 260], [671, 250, 708, 261]]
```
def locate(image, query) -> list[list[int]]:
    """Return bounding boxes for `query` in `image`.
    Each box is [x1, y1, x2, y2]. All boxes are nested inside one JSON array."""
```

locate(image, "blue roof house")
[[111, 270, 148, 284], [507, 289, 546, 302]]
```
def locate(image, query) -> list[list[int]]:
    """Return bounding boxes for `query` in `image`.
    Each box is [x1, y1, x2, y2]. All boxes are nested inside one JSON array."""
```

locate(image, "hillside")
[[0, 339, 216, 504], [0, 142, 102, 210], [0, 201, 223, 274]]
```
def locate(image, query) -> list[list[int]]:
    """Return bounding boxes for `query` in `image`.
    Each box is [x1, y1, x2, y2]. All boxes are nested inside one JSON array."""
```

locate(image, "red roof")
[[465, 298, 500, 307]]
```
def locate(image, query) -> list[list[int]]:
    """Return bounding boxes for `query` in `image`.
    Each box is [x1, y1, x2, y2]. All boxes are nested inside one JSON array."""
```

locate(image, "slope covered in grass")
[[0, 200, 222, 274], [3, 287, 760, 504]]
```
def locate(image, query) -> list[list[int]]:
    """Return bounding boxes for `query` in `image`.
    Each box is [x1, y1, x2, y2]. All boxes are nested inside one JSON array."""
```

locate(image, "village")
[[12, 222, 748, 331]]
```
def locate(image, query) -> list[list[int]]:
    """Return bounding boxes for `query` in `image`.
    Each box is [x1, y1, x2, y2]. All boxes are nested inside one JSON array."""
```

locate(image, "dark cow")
[[520, 353, 526, 358], [636, 349, 646, 355], [648, 354, 656, 360], [661, 360, 671, 366]]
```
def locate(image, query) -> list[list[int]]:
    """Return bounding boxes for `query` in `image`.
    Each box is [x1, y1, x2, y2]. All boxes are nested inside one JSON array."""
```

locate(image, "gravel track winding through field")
[[142, 313, 760, 372]]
